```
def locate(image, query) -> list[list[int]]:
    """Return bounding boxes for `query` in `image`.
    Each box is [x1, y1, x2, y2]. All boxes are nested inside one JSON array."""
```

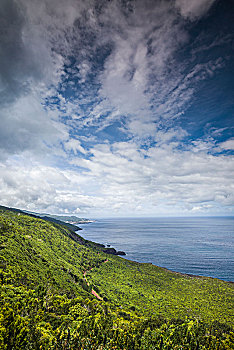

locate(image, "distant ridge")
[[0, 205, 81, 232], [38, 214, 93, 225], [22, 210, 92, 225]]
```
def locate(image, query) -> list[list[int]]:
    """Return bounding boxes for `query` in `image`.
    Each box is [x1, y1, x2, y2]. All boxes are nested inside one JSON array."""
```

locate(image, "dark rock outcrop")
[[102, 247, 126, 256], [116, 251, 126, 256]]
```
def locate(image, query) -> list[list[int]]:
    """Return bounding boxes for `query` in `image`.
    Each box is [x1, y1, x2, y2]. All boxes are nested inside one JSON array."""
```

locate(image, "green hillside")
[[0, 207, 233, 349]]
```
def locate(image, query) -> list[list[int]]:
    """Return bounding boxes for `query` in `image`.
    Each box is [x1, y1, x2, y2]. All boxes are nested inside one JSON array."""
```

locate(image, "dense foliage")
[[0, 208, 233, 349]]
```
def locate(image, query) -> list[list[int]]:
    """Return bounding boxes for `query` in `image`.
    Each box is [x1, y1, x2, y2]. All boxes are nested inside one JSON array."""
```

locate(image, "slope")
[[0, 207, 233, 349]]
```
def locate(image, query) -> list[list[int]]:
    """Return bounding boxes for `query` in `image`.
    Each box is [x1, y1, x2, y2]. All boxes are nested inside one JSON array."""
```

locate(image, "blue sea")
[[78, 217, 234, 282]]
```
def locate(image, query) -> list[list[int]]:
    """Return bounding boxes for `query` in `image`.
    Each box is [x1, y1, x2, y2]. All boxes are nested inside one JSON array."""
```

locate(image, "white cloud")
[[69, 137, 234, 215], [0, 160, 107, 214], [175, 0, 216, 20], [0, 133, 233, 216], [219, 139, 234, 150], [0, 93, 68, 159], [94, 2, 187, 133], [64, 139, 87, 155], [85, 2, 223, 138]]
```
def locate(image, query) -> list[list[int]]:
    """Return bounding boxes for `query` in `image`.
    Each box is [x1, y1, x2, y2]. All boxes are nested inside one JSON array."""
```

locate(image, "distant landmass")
[[22, 210, 93, 225], [39, 214, 94, 225], [0, 205, 84, 231], [0, 205, 125, 256]]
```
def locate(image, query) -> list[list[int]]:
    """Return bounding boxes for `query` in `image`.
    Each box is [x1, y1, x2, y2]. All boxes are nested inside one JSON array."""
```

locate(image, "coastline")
[[75, 230, 234, 284], [118, 256, 234, 284], [75, 217, 234, 283]]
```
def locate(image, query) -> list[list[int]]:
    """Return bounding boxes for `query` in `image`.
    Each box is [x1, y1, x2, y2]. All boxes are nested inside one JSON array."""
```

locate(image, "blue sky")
[[0, 0, 234, 217]]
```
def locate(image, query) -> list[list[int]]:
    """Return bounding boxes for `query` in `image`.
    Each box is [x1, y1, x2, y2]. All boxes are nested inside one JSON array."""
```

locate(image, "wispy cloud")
[[0, 0, 224, 144]]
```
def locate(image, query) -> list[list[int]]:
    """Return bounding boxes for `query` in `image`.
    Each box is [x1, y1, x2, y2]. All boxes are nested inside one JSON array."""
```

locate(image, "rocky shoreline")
[[102, 247, 126, 256]]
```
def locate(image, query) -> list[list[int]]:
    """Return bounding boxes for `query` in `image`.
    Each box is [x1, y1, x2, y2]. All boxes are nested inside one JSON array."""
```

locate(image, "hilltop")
[[0, 205, 81, 232], [23, 210, 93, 225], [0, 206, 233, 349]]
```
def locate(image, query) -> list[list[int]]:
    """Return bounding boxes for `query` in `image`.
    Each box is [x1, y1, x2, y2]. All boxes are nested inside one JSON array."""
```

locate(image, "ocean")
[[78, 217, 234, 282]]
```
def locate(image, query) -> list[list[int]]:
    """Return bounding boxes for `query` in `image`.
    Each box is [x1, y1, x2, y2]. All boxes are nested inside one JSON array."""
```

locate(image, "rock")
[[102, 247, 126, 255], [95, 243, 105, 248], [116, 251, 126, 256], [103, 247, 117, 254]]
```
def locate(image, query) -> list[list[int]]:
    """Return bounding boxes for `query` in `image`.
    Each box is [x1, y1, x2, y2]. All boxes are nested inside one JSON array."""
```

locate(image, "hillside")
[[0, 207, 233, 349], [22, 210, 92, 225], [0, 205, 80, 232], [40, 214, 92, 224]]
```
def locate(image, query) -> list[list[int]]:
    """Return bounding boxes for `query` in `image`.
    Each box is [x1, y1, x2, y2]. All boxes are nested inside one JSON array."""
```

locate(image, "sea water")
[[78, 217, 234, 282]]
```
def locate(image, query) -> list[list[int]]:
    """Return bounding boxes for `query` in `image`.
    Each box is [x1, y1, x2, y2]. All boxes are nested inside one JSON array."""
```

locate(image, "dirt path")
[[91, 289, 103, 300], [83, 271, 89, 286], [83, 259, 108, 300]]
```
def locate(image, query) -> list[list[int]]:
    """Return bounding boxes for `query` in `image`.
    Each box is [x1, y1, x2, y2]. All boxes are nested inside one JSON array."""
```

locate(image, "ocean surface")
[[78, 217, 234, 282]]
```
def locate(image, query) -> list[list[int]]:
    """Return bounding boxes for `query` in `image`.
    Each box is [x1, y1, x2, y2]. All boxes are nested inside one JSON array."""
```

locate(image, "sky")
[[0, 0, 234, 217]]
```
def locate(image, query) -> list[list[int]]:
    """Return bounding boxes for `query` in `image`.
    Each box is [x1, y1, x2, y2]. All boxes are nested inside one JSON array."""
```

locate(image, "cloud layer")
[[1, 136, 233, 216]]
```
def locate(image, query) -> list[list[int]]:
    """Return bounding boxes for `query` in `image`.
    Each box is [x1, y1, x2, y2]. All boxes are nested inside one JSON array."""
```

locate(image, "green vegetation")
[[89, 256, 234, 323], [40, 214, 91, 224], [0, 207, 233, 349], [0, 205, 80, 232]]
